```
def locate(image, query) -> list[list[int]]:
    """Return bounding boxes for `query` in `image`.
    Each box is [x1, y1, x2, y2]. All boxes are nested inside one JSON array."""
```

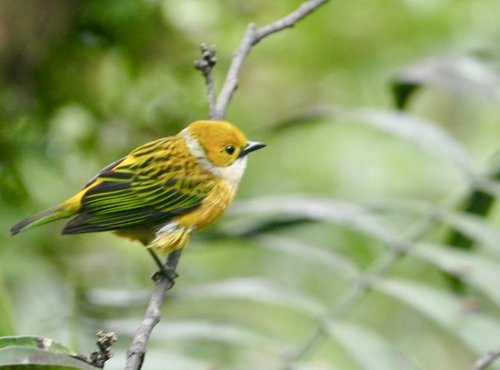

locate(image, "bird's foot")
[[147, 248, 178, 285], [151, 265, 179, 286]]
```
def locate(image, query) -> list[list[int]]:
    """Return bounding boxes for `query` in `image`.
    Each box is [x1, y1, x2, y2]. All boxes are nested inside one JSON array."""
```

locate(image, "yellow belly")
[[174, 179, 235, 232], [115, 178, 235, 254]]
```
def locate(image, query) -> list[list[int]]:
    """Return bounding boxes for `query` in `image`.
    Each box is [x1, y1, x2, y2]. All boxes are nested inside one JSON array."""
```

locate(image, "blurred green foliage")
[[3, 0, 500, 369]]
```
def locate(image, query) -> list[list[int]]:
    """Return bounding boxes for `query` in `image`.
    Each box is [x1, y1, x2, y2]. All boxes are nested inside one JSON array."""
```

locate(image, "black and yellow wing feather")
[[62, 137, 215, 234]]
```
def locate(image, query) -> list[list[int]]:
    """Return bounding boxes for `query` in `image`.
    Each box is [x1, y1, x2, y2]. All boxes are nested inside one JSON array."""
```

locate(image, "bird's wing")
[[62, 137, 215, 234]]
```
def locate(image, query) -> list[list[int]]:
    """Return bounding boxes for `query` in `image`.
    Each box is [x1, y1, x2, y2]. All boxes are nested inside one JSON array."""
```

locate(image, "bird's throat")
[[181, 131, 247, 189]]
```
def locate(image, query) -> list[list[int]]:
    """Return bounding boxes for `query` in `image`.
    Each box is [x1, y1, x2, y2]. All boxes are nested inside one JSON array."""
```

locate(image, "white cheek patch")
[[182, 131, 206, 158], [181, 131, 248, 188]]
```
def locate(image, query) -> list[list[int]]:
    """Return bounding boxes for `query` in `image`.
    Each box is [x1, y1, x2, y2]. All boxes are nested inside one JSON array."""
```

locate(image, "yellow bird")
[[11, 120, 265, 275]]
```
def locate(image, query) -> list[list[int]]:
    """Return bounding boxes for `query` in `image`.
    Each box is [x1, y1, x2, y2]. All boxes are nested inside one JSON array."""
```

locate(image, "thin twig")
[[470, 349, 500, 370], [282, 252, 401, 368], [254, 0, 328, 44], [124, 250, 182, 370], [88, 330, 118, 368], [282, 209, 442, 368], [214, 23, 256, 120], [194, 44, 217, 119], [214, 0, 329, 119]]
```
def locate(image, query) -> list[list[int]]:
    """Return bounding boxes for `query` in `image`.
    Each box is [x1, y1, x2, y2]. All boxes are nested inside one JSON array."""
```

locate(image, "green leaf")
[[291, 362, 336, 370], [110, 319, 288, 353], [426, 210, 500, 254], [0, 284, 14, 336], [0, 337, 75, 355], [334, 108, 477, 180], [412, 243, 500, 307], [391, 53, 500, 109], [367, 199, 500, 254], [445, 184, 500, 252], [0, 346, 97, 370], [176, 278, 324, 316], [0, 336, 98, 370], [391, 80, 420, 110], [229, 197, 403, 249], [273, 108, 482, 185], [325, 320, 422, 370], [374, 278, 500, 357], [256, 234, 359, 280], [115, 349, 218, 370], [443, 156, 500, 292]]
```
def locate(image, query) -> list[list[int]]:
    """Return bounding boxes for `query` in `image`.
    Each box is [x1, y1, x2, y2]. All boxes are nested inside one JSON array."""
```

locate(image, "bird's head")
[[181, 120, 265, 186], [183, 120, 265, 167]]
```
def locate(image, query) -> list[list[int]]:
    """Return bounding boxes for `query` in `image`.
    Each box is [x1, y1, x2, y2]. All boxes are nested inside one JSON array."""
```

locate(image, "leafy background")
[[2, 0, 500, 369]]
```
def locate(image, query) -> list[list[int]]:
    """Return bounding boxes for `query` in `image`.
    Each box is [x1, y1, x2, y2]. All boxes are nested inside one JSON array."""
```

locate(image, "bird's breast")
[[174, 177, 236, 231]]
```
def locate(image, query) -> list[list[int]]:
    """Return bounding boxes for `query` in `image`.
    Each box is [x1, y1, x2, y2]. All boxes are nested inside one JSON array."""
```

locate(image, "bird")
[[11, 120, 265, 278]]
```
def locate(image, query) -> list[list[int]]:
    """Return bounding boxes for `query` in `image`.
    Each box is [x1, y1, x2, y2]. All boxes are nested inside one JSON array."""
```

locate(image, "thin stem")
[[282, 209, 441, 367], [214, 0, 329, 120], [194, 44, 217, 119], [124, 250, 182, 370], [254, 0, 328, 44], [214, 23, 256, 120], [470, 349, 500, 370]]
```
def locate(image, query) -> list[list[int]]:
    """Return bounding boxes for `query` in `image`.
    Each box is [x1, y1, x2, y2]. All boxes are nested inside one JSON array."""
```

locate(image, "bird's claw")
[[151, 265, 179, 286]]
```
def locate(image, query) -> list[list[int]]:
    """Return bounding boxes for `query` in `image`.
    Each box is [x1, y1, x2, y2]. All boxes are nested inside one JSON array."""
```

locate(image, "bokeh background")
[[2, 0, 500, 369]]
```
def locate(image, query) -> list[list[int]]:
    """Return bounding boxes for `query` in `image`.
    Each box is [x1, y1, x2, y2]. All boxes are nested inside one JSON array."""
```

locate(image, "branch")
[[281, 210, 442, 368], [213, 0, 329, 120], [253, 0, 328, 44], [124, 250, 182, 370], [194, 44, 217, 119], [470, 349, 500, 370]]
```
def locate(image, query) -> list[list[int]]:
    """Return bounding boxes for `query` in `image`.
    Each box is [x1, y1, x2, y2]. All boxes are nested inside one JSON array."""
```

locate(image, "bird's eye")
[[225, 145, 235, 155]]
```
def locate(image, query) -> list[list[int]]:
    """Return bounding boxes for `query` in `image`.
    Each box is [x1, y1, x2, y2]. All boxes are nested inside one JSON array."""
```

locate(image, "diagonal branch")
[[281, 209, 442, 369], [470, 349, 500, 370], [194, 43, 217, 119], [214, 0, 329, 120], [124, 250, 182, 370], [253, 0, 328, 44], [214, 23, 256, 120]]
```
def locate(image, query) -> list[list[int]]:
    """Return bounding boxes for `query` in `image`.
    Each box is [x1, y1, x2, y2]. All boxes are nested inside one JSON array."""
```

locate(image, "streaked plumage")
[[11, 120, 265, 254]]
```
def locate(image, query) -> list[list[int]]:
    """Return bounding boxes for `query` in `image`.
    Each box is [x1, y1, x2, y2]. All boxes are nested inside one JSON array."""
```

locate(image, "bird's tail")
[[10, 206, 73, 235]]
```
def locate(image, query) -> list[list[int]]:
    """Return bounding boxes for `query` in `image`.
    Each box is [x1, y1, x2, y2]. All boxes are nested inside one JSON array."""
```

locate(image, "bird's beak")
[[240, 141, 266, 157]]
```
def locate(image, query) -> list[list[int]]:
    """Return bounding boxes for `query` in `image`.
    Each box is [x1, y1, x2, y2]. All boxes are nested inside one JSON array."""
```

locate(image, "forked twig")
[[206, 0, 329, 120], [194, 43, 217, 119]]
